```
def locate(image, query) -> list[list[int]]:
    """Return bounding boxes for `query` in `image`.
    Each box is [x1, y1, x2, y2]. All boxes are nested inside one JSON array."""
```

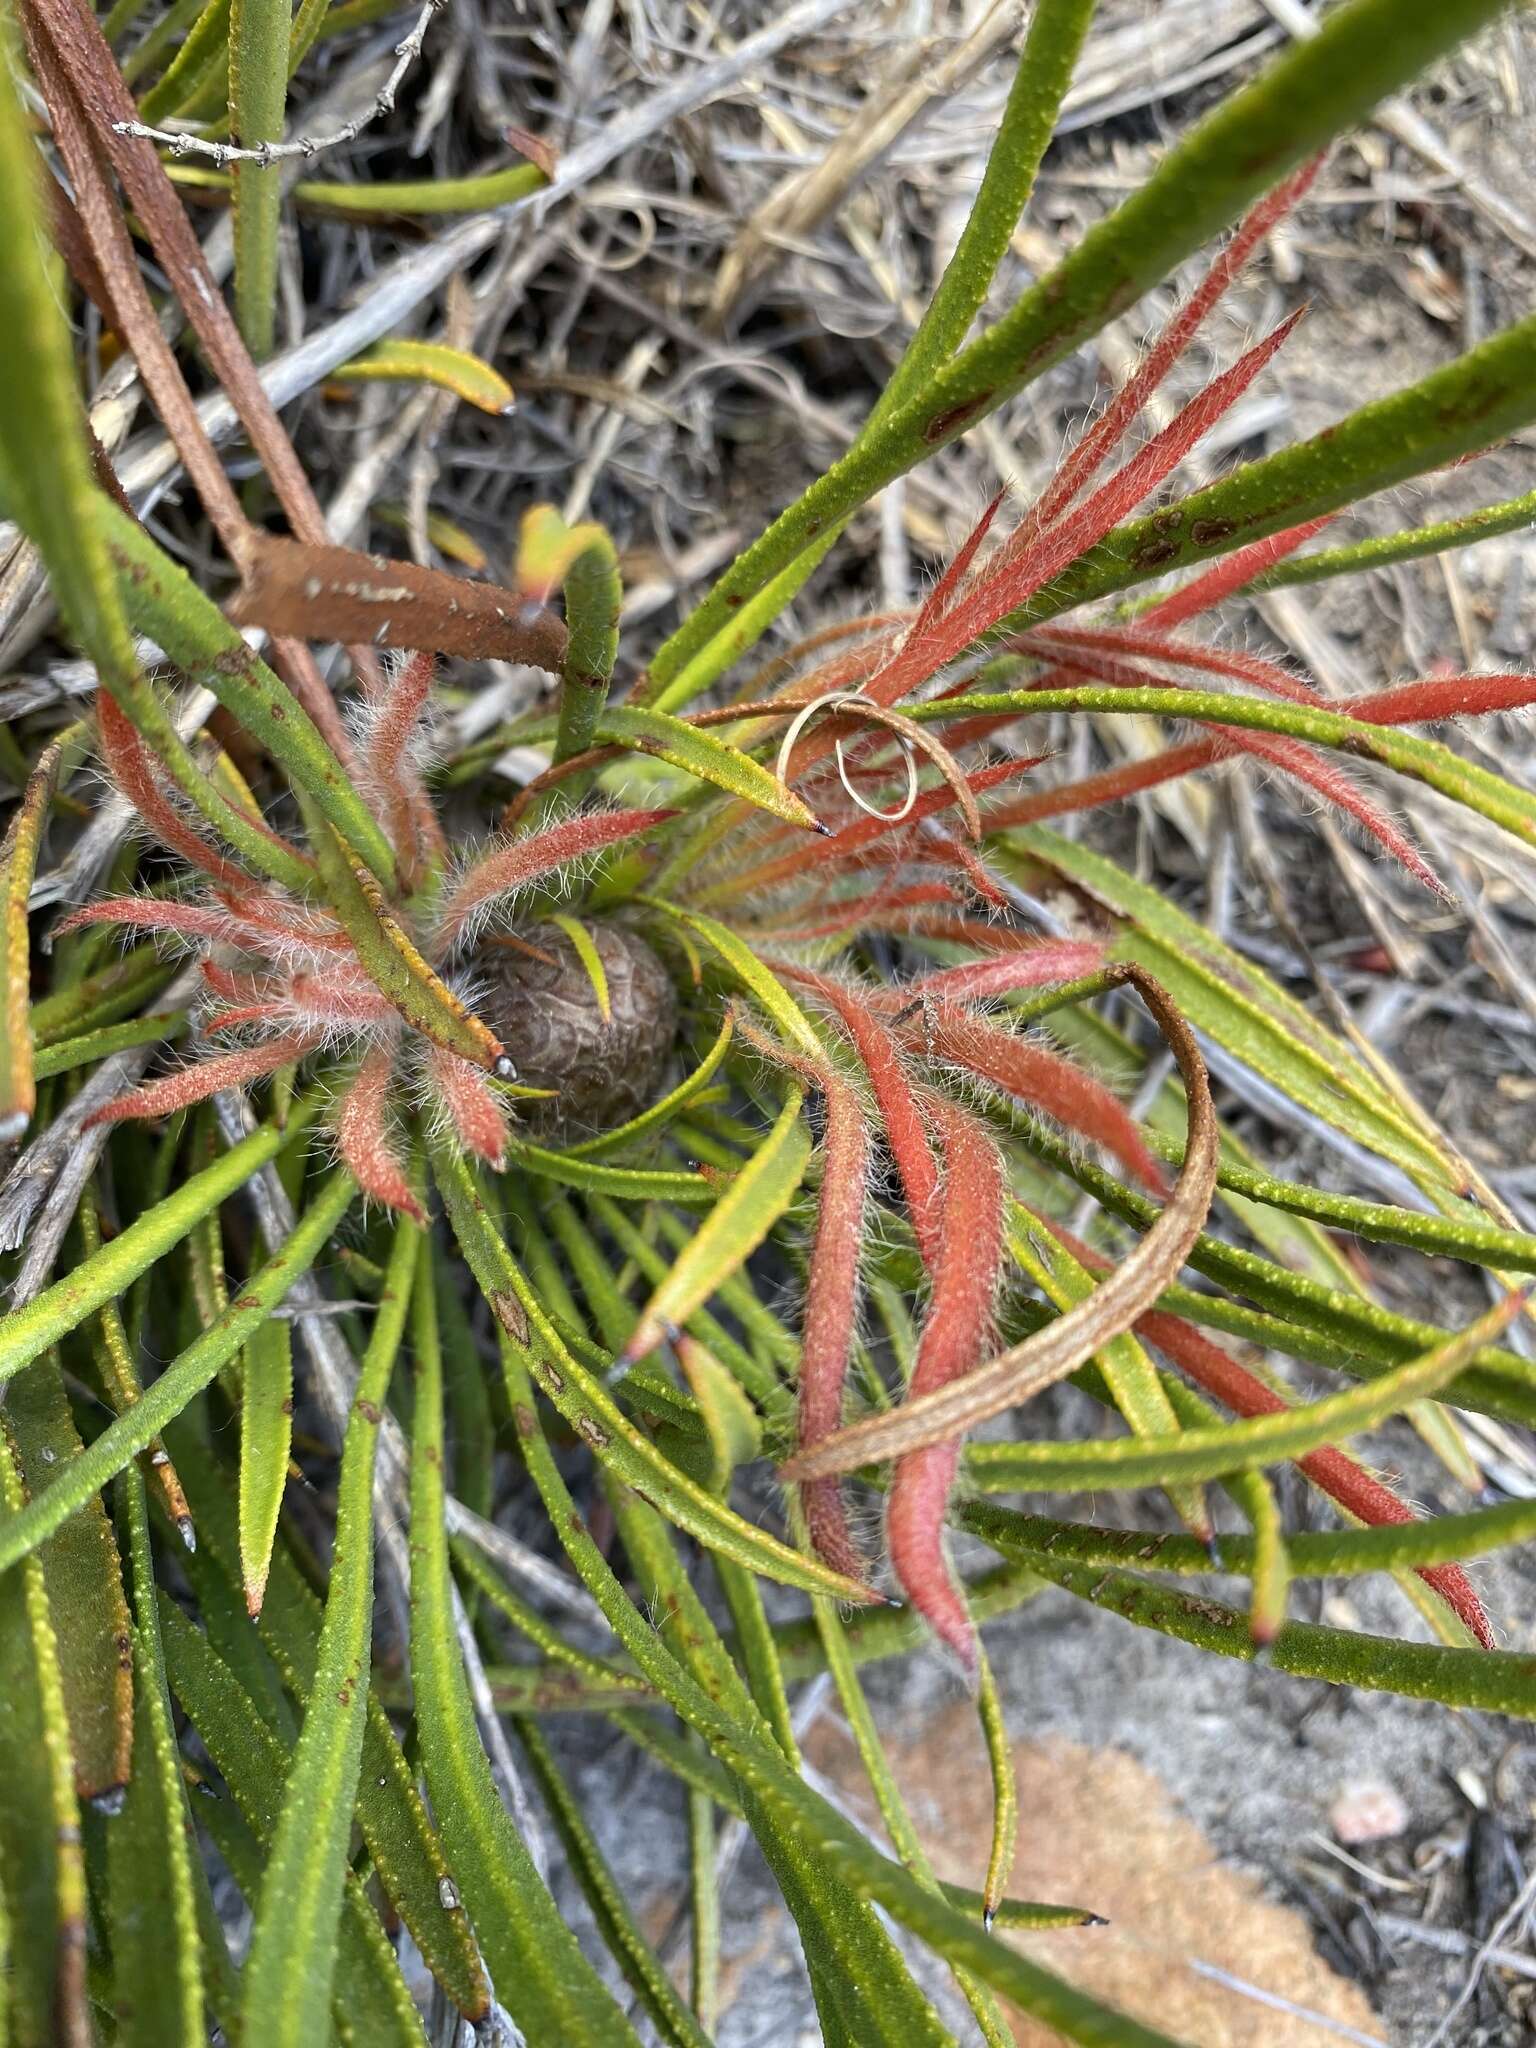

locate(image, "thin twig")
[[113, 0, 443, 165]]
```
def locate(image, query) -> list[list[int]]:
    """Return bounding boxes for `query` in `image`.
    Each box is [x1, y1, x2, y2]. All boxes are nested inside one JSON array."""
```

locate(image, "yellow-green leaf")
[[331, 339, 514, 415]]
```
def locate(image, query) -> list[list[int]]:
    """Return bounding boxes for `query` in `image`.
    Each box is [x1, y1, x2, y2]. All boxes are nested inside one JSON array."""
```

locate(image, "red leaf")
[[56, 897, 235, 943], [1145, 515, 1334, 626], [1213, 727, 1444, 894], [797, 1070, 873, 1580], [908, 942, 1105, 1003], [910, 491, 1007, 640], [981, 739, 1218, 831], [427, 1046, 507, 1166], [861, 311, 1304, 709], [1032, 1212, 1494, 1650], [1144, 1310, 1494, 1649], [887, 1097, 1006, 1677], [789, 971, 943, 1270], [85, 1032, 315, 1125], [337, 1047, 424, 1221], [434, 808, 675, 951], [895, 1005, 1169, 1196], [715, 756, 1039, 903], [98, 693, 257, 888], [1032, 157, 1322, 531], [1346, 672, 1536, 725], [360, 649, 445, 873]]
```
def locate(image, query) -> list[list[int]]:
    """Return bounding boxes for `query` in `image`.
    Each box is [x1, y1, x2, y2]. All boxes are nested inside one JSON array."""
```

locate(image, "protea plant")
[[3, 0, 1536, 2044]]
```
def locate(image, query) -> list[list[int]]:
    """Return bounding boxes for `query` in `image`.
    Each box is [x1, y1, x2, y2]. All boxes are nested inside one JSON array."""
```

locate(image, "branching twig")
[[113, 0, 443, 165]]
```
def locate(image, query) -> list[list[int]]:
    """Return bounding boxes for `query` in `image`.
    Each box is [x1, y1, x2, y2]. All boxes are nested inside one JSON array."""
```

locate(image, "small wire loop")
[[773, 689, 919, 825]]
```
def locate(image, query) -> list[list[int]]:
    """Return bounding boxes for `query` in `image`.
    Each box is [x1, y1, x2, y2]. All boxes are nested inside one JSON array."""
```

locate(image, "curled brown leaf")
[[778, 966, 1219, 1483]]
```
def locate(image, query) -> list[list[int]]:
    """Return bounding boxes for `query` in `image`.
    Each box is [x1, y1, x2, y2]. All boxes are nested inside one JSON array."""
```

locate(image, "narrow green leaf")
[[486, 1324, 1187, 2047], [800, 1518, 1014, 2048], [331, 339, 515, 413], [613, 1703, 1096, 1932], [0, 1428, 89, 2048], [872, 0, 1097, 425], [504, 1138, 715, 1204], [545, 912, 612, 1020], [257, 157, 548, 215], [0, 15, 137, 711], [0, 1103, 317, 1385], [7, 1359, 134, 1804], [138, 0, 231, 120], [966, 1292, 1525, 1493], [624, 1085, 811, 1360], [552, 524, 622, 766], [594, 703, 824, 830], [238, 1311, 293, 1617], [603, 1468, 955, 2048], [30, 943, 173, 1047], [241, 1216, 422, 2048], [407, 1240, 643, 2045], [959, 1493, 1536, 1585], [106, 1468, 204, 2048], [1158, 1141, 1536, 1273], [229, 0, 288, 356], [686, 1762, 720, 2035], [515, 1716, 714, 2048], [168, 1424, 492, 2020], [0, 739, 62, 1142], [32, 1010, 191, 1082], [432, 1139, 870, 1605], [0, 1169, 356, 1576], [1247, 484, 1536, 594], [995, 1547, 1536, 1719], [159, 1597, 428, 2047], [975, 1651, 1017, 1927], [1163, 1375, 1289, 1644]]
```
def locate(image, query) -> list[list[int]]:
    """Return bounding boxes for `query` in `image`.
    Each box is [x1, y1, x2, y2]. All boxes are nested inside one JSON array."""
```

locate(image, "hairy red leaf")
[[981, 740, 1218, 831], [893, 1004, 1169, 1197], [1145, 515, 1334, 625], [433, 808, 675, 951], [887, 1097, 1005, 1678], [86, 1032, 316, 1125], [337, 1047, 424, 1221], [789, 971, 943, 1270], [858, 310, 1304, 714], [57, 897, 235, 943], [97, 692, 254, 888], [713, 756, 1040, 903], [796, 1070, 874, 1580], [1141, 1306, 1494, 1649], [908, 942, 1105, 1003], [1346, 672, 1536, 725], [1032, 157, 1322, 533], [426, 1046, 507, 1166]]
